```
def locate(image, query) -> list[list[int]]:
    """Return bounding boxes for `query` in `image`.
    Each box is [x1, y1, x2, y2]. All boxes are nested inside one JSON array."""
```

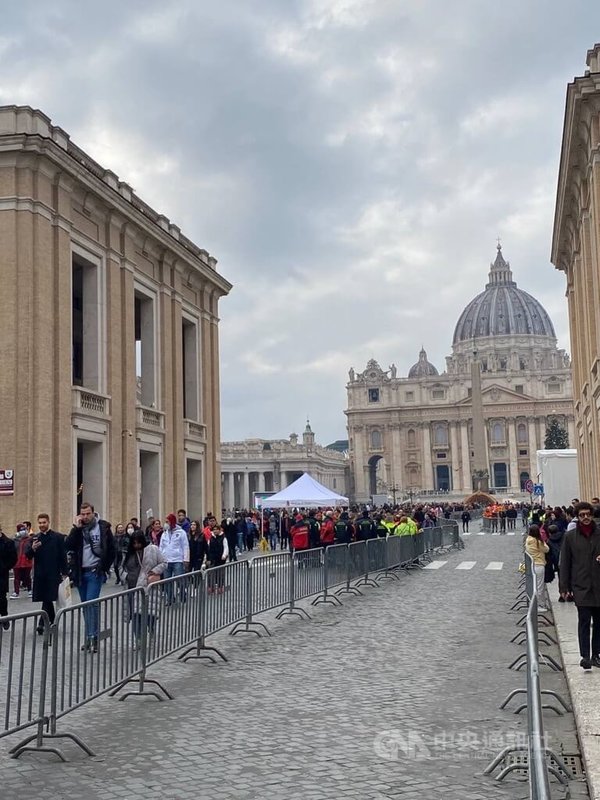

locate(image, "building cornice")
[[0, 109, 232, 297], [552, 73, 600, 271]]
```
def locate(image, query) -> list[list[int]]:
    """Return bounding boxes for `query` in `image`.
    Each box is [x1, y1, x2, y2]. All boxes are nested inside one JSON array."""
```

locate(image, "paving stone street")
[[0, 524, 588, 798]]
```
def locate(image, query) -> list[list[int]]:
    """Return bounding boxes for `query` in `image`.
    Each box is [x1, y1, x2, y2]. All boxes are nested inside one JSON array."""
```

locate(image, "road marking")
[[485, 561, 504, 570], [462, 532, 473, 536], [507, 532, 516, 536], [423, 561, 447, 570], [456, 561, 476, 570], [477, 531, 486, 536]]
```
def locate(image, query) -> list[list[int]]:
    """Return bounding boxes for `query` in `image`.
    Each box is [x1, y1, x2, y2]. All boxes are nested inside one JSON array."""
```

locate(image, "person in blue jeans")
[[159, 513, 190, 604], [65, 503, 115, 653]]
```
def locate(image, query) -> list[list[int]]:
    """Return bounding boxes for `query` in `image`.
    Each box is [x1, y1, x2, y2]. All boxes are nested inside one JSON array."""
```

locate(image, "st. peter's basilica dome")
[[452, 244, 556, 346]]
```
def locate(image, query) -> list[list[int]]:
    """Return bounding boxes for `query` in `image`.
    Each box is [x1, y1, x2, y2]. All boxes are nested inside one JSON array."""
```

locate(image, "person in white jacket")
[[159, 513, 190, 604]]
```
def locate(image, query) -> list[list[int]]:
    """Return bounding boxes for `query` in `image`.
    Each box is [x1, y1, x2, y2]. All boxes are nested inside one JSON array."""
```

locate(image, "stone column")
[[507, 419, 518, 491], [422, 424, 434, 490], [227, 472, 235, 510], [528, 418, 538, 481], [460, 422, 471, 493], [242, 471, 250, 509], [538, 417, 547, 451], [449, 422, 459, 492], [352, 425, 367, 499], [390, 424, 402, 491], [567, 417, 576, 449]]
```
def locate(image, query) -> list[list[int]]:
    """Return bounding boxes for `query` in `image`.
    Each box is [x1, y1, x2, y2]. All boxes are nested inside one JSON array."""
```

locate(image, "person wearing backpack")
[[306, 511, 321, 549], [356, 511, 376, 541], [334, 512, 352, 544], [375, 516, 388, 538]]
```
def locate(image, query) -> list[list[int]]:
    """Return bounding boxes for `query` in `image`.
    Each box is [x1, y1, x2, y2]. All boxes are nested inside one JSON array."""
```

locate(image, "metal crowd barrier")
[[486, 553, 572, 792], [1, 525, 460, 761], [0, 610, 50, 757]]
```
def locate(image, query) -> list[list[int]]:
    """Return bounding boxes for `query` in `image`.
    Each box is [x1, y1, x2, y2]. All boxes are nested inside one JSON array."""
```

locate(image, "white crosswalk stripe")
[[462, 532, 473, 536], [477, 531, 486, 536], [507, 532, 516, 536], [421, 560, 505, 571]]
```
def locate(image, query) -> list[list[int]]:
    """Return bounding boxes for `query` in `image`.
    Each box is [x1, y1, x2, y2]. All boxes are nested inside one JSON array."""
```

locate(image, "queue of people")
[[0, 505, 239, 642], [524, 499, 600, 672]]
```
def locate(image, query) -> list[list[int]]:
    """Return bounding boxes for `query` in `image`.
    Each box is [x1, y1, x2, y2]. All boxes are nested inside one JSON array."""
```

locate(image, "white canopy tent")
[[258, 472, 349, 508]]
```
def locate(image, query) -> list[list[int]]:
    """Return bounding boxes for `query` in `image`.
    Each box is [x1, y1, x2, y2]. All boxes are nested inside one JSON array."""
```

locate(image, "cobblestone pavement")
[[0, 525, 586, 799]]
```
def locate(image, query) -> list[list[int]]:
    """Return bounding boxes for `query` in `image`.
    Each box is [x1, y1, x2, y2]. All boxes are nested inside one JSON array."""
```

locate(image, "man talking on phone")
[[26, 514, 68, 635], [66, 502, 115, 653]]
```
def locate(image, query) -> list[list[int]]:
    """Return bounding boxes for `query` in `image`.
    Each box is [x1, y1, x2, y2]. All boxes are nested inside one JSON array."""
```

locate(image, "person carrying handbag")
[[525, 524, 550, 613]]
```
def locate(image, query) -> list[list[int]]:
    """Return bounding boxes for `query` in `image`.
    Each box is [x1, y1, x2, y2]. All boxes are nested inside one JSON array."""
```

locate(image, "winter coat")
[[559, 522, 600, 606], [15, 534, 33, 568], [135, 545, 167, 589], [547, 528, 564, 568], [525, 536, 549, 566], [65, 518, 115, 587], [189, 534, 208, 571], [25, 530, 67, 602], [207, 533, 229, 565], [0, 534, 18, 595]]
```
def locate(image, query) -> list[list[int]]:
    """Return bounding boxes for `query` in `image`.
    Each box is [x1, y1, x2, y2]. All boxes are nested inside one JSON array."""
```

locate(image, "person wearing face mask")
[[114, 523, 135, 586], [158, 513, 190, 605]]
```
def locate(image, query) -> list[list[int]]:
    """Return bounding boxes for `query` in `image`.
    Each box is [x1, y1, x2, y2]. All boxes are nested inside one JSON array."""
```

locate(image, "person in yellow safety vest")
[[407, 516, 418, 534], [394, 516, 413, 536], [383, 513, 398, 536]]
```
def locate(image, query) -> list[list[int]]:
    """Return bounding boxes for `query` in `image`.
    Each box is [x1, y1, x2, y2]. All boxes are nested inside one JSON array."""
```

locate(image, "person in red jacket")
[[290, 514, 310, 553], [11, 523, 33, 598], [319, 511, 336, 548]]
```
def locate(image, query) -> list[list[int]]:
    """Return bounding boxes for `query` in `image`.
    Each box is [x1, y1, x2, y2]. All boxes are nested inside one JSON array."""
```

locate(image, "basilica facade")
[[346, 245, 575, 503]]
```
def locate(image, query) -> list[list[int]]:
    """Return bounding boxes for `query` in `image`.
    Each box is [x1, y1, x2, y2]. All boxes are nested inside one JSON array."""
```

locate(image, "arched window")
[[517, 423, 527, 444], [491, 421, 505, 444], [370, 430, 383, 450], [434, 424, 448, 446], [407, 429, 416, 449]]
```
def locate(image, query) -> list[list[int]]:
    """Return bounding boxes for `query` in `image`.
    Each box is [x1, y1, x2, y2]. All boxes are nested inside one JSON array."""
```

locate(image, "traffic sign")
[[533, 484, 544, 496], [524, 479, 534, 494]]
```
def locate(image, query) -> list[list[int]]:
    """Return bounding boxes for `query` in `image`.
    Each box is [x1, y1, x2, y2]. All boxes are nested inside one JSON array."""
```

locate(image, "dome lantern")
[[408, 348, 439, 378]]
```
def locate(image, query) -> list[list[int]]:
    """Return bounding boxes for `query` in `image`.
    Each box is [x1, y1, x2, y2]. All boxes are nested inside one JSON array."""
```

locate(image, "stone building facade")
[[220, 423, 348, 510], [346, 245, 575, 503], [0, 106, 231, 532], [552, 44, 600, 500]]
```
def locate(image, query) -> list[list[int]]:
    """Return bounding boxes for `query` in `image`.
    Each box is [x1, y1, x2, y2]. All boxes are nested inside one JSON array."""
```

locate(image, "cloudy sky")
[[1, 2, 598, 443]]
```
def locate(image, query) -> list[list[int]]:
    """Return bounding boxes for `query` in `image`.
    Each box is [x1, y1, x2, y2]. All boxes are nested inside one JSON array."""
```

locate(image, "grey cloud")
[[1, 0, 597, 441]]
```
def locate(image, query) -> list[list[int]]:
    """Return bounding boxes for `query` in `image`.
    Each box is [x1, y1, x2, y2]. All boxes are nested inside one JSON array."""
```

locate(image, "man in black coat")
[[26, 513, 68, 634], [0, 523, 18, 629], [559, 501, 600, 670]]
